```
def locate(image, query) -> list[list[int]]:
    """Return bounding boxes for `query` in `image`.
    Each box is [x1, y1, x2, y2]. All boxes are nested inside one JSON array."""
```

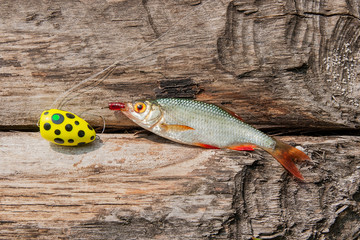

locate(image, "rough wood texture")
[[1, 1, 360, 239], [0, 133, 359, 239], [1, 0, 359, 130]]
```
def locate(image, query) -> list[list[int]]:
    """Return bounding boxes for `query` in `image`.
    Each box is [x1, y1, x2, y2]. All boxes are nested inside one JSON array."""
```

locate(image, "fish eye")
[[134, 102, 146, 113]]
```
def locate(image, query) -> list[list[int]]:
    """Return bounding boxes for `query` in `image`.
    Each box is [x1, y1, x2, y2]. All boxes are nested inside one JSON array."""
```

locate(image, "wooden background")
[[1, 0, 359, 239]]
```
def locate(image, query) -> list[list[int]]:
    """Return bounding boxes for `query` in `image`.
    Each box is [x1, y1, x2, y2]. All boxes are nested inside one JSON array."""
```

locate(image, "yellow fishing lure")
[[39, 109, 96, 146]]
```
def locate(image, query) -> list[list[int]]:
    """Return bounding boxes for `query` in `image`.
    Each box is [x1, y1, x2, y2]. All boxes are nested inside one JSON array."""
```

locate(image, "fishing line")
[[99, 115, 106, 134], [37, 0, 228, 148], [51, 0, 211, 110], [46, 0, 221, 141], [54, 64, 117, 110], [77, 109, 107, 134]]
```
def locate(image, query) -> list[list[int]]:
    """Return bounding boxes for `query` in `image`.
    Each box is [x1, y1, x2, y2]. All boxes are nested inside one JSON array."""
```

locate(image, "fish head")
[[109, 100, 163, 128]]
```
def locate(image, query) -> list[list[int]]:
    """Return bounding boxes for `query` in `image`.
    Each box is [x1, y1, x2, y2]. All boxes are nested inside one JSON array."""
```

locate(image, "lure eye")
[[134, 102, 146, 113]]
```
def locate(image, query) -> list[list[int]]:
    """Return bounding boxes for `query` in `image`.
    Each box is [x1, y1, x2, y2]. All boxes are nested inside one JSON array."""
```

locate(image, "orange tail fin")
[[264, 139, 310, 180]]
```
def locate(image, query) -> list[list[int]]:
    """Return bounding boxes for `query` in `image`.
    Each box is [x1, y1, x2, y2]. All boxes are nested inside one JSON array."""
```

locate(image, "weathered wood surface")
[[1, 0, 360, 130], [1, 0, 360, 239], [0, 133, 359, 239]]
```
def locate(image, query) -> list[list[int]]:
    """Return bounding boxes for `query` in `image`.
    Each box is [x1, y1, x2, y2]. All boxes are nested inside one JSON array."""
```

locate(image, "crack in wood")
[[142, 0, 161, 38], [154, 78, 202, 98]]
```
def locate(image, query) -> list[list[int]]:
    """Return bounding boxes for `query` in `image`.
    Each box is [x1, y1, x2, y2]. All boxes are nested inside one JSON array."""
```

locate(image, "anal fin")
[[227, 144, 256, 151]]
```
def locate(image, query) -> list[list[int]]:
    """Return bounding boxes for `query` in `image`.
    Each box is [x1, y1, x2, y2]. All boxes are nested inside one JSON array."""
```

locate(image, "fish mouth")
[[108, 102, 127, 111]]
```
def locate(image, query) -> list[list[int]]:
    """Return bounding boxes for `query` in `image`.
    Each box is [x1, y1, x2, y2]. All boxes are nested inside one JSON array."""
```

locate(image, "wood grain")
[[1, 0, 360, 131], [1, 0, 360, 239], [0, 132, 359, 239]]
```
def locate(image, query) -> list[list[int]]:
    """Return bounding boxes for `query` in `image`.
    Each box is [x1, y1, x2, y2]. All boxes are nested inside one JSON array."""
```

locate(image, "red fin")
[[161, 124, 194, 132], [215, 104, 244, 121], [227, 144, 256, 151], [194, 143, 220, 149], [264, 139, 310, 180]]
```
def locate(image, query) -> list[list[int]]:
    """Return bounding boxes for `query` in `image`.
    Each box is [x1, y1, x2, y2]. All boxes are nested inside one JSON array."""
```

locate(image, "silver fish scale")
[[155, 98, 275, 149]]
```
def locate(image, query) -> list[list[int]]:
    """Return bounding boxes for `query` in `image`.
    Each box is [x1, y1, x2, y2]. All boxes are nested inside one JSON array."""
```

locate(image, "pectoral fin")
[[160, 123, 194, 132]]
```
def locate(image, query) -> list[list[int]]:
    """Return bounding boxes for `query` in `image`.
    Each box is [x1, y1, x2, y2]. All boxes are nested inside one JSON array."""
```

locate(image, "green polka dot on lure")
[[39, 109, 96, 146]]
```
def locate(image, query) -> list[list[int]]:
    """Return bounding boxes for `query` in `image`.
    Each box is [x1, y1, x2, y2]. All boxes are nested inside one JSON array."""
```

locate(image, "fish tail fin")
[[263, 138, 310, 180]]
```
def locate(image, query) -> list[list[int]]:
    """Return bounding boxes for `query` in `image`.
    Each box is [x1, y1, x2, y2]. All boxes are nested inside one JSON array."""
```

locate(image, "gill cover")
[[122, 100, 163, 128]]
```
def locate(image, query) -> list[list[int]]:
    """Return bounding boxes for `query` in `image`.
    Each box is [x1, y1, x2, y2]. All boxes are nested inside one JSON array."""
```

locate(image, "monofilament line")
[[51, 0, 209, 109]]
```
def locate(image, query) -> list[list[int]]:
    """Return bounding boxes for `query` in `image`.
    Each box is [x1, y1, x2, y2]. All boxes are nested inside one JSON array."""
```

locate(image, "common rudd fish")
[[109, 98, 310, 180]]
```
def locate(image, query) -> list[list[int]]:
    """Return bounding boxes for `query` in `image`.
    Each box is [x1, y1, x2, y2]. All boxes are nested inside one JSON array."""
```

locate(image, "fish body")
[[139, 98, 274, 149], [109, 98, 309, 179]]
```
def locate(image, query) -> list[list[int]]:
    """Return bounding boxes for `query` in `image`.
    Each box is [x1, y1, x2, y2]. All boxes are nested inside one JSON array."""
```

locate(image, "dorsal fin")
[[214, 104, 244, 121]]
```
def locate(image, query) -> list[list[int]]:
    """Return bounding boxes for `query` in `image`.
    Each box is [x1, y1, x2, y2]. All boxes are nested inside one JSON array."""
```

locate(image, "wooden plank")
[[0, 132, 244, 239], [1, 0, 360, 130], [0, 132, 359, 239]]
